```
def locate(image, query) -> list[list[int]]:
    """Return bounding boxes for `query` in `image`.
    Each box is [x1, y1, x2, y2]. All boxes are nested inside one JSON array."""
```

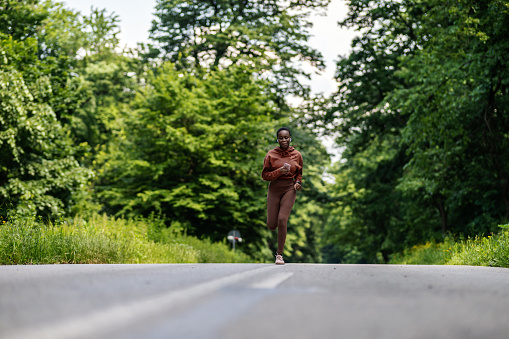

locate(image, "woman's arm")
[[295, 153, 303, 183], [262, 154, 284, 181]]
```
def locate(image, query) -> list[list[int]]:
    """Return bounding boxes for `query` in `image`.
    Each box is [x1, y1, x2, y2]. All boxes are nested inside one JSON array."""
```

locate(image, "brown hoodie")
[[262, 146, 303, 183]]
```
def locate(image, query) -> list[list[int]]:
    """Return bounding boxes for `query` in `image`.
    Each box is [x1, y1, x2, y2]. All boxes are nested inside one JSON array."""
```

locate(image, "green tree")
[[34, 3, 137, 152], [317, 0, 429, 263], [0, 37, 92, 217], [95, 64, 277, 259], [0, 0, 47, 41], [393, 0, 509, 235], [0, 1, 96, 217], [319, 0, 509, 263], [148, 0, 329, 97]]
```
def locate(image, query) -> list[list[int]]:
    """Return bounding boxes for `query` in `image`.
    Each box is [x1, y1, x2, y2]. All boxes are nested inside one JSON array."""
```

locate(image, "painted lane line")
[[250, 272, 294, 289], [7, 265, 277, 339]]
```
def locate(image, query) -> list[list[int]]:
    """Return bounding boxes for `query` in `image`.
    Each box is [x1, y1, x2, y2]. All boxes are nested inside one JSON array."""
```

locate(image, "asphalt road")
[[1, 264, 508, 339]]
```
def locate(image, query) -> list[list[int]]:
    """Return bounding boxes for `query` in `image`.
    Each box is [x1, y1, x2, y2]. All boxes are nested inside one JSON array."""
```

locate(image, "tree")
[[0, 37, 92, 217], [34, 3, 138, 151], [392, 0, 509, 235], [319, 0, 509, 263], [148, 0, 329, 97], [94, 64, 277, 259], [0, 1, 100, 217], [0, 0, 47, 41], [316, 0, 430, 263]]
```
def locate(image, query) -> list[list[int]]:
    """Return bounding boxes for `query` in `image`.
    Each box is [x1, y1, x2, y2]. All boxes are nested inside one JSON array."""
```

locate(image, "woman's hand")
[[279, 166, 290, 174], [294, 182, 302, 191]]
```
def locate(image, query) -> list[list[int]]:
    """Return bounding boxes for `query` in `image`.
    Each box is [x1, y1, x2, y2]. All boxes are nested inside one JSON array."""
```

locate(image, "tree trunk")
[[435, 195, 448, 237], [213, 44, 229, 67], [481, 72, 509, 221], [501, 173, 509, 220]]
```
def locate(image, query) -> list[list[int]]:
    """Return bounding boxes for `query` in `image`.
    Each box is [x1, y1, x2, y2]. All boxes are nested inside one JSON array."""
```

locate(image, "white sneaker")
[[275, 253, 285, 265]]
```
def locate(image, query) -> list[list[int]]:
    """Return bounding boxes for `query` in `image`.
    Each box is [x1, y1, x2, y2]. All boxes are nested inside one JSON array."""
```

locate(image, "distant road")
[[1, 264, 508, 339]]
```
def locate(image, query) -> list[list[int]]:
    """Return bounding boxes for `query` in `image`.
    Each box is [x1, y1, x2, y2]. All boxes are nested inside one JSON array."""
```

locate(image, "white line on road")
[[250, 272, 294, 289], [6, 265, 277, 339]]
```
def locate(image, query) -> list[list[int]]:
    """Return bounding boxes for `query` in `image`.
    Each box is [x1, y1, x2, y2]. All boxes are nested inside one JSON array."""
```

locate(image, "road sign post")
[[227, 230, 242, 252]]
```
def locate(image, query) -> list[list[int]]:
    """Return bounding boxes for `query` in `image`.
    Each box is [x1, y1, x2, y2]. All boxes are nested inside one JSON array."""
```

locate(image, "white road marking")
[[250, 272, 294, 289], [6, 265, 277, 339]]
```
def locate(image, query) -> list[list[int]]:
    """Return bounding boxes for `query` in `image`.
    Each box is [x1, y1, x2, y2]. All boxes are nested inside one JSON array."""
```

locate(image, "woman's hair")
[[276, 127, 291, 138]]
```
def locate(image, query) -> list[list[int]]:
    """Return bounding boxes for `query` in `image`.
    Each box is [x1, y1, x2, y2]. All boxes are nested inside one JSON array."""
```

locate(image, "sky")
[[62, 0, 357, 97]]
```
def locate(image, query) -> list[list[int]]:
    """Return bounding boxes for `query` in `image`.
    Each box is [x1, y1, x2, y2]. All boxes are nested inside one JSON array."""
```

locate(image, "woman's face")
[[277, 130, 291, 150]]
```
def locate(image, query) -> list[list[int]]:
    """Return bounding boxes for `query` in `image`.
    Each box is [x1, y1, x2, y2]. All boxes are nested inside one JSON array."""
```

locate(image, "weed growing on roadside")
[[389, 224, 509, 268], [0, 211, 254, 265]]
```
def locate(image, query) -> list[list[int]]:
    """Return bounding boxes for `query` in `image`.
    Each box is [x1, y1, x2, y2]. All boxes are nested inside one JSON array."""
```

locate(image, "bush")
[[389, 224, 509, 268], [0, 212, 254, 264], [0, 213, 129, 264]]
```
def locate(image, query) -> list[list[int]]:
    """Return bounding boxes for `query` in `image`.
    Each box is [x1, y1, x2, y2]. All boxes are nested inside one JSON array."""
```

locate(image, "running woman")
[[262, 127, 303, 265]]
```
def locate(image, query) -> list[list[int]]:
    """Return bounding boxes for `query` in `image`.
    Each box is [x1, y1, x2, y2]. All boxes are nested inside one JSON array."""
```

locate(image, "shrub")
[[0, 212, 254, 264], [389, 224, 509, 268]]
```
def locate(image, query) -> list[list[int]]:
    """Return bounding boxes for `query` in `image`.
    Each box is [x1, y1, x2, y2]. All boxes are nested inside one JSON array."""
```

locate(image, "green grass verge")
[[0, 213, 254, 265], [389, 224, 509, 268]]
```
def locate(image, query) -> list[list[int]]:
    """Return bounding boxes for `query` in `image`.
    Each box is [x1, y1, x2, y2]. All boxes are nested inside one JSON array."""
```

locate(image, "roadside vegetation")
[[0, 0, 328, 264], [390, 225, 509, 268], [1, 1, 508, 265], [0, 211, 254, 265]]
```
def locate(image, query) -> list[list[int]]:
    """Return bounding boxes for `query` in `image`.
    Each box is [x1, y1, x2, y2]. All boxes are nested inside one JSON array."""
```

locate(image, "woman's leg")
[[276, 188, 297, 254], [266, 188, 280, 231]]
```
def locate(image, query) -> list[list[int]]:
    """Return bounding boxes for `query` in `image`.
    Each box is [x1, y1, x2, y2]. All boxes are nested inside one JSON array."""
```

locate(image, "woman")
[[262, 127, 303, 265]]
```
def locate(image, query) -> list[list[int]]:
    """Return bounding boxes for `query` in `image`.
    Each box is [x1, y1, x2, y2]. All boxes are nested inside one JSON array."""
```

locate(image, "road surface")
[[1, 264, 508, 338]]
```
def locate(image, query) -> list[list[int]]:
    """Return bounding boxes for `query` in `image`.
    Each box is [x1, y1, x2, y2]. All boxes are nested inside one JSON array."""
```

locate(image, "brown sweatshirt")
[[262, 146, 303, 182]]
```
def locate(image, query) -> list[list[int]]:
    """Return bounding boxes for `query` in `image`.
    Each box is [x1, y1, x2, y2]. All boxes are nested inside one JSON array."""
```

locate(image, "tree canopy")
[[149, 0, 329, 97], [3, 0, 506, 264], [0, 1, 93, 217], [319, 0, 509, 263], [0, 0, 330, 262]]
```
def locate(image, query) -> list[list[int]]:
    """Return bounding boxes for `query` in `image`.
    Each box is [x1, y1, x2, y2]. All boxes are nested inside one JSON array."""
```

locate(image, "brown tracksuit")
[[262, 146, 303, 254]]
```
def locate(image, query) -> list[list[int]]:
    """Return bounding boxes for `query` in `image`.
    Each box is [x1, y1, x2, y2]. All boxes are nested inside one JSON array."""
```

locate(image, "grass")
[[389, 224, 509, 268], [0, 212, 254, 265]]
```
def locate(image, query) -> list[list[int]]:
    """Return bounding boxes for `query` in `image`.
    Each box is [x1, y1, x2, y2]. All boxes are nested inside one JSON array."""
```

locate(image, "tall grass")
[[390, 224, 509, 268], [0, 212, 254, 265]]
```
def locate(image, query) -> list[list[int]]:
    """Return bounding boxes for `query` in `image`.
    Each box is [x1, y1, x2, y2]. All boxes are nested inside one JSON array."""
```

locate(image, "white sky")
[[62, 0, 357, 97]]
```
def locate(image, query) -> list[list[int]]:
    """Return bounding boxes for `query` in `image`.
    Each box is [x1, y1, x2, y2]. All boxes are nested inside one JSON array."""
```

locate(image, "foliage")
[[6, 0, 508, 267], [35, 2, 138, 152], [0, 211, 130, 264], [0, 210, 254, 264], [315, 0, 427, 263], [149, 0, 329, 97], [319, 0, 509, 263], [390, 225, 509, 268], [0, 0, 48, 41], [0, 35, 92, 217], [87, 213, 255, 263], [172, 235, 254, 263], [0, 1, 131, 218], [393, 0, 509, 236], [0, 0, 333, 264], [67, 53, 139, 154], [94, 63, 275, 259]]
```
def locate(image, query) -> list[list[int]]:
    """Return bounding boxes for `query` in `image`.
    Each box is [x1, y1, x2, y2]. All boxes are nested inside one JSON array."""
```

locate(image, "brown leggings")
[[266, 179, 296, 255]]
